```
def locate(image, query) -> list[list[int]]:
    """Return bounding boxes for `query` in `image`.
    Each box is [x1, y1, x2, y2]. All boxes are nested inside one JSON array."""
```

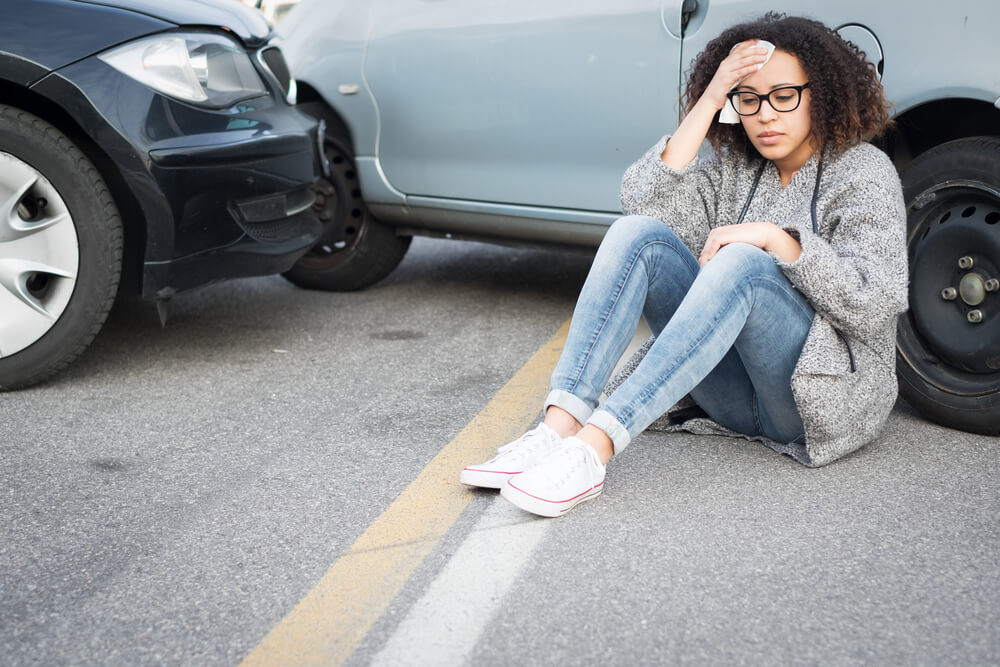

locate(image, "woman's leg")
[[500, 240, 813, 517], [688, 305, 812, 446], [591, 241, 814, 452], [462, 215, 698, 490], [544, 215, 700, 430]]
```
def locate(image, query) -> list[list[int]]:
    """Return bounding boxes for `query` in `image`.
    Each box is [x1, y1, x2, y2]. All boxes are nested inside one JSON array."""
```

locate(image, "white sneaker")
[[500, 437, 606, 517], [460, 423, 563, 489]]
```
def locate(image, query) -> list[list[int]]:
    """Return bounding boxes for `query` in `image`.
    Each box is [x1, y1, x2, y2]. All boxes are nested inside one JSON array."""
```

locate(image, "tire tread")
[[0, 105, 122, 390], [896, 136, 1000, 435]]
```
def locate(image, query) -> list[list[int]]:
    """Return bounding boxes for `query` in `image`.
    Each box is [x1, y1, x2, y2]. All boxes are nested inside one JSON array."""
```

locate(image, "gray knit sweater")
[[613, 135, 908, 466]]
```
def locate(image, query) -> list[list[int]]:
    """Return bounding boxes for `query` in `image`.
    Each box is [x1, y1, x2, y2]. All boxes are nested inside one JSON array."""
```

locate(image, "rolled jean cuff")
[[587, 409, 632, 453], [544, 389, 593, 427]]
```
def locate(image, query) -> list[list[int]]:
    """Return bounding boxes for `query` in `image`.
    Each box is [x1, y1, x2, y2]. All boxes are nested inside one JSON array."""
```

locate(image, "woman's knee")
[[693, 243, 784, 296], [706, 242, 777, 277], [598, 215, 686, 261]]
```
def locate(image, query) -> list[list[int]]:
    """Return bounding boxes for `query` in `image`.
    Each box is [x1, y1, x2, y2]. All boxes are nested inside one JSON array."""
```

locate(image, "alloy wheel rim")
[[0, 151, 79, 357]]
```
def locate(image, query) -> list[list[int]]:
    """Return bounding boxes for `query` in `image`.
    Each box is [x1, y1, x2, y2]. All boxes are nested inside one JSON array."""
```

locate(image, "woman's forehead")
[[738, 49, 807, 91]]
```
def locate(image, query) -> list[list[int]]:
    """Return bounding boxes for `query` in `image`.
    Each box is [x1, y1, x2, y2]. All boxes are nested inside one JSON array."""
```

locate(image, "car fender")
[[25, 69, 175, 265], [280, 0, 386, 197]]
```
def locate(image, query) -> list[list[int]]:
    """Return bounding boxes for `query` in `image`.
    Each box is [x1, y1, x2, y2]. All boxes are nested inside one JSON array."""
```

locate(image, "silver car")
[[278, 1, 1000, 436]]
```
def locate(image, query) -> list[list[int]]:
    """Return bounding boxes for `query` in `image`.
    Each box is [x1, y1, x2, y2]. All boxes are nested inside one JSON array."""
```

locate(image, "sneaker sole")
[[500, 480, 604, 518], [459, 467, 516, 489]]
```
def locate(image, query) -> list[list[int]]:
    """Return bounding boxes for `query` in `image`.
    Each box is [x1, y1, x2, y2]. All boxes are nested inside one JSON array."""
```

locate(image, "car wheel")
[[896, 136, 1000, 435], [0, 105, 122, 390], [283, 105, 411, 291]]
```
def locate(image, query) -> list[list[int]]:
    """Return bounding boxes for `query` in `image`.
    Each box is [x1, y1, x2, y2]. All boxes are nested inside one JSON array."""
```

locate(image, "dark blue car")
[[0, 0, 325, 389]]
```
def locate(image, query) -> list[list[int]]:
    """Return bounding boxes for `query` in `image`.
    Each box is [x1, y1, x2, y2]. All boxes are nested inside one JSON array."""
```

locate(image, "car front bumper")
[[33, 43, 324, 298]]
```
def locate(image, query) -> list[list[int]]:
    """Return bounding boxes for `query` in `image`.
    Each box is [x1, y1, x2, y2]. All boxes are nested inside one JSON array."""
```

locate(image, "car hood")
[[81, 0, 272, 45]]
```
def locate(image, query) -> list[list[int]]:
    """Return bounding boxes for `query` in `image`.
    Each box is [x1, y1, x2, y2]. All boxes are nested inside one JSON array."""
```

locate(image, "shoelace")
[[496, 425, 553, 458], [545, 440, 601, 489]]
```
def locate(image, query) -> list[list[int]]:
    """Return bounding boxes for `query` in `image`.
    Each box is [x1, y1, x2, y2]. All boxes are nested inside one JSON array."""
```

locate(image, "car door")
[[363, 0, 681, 213]]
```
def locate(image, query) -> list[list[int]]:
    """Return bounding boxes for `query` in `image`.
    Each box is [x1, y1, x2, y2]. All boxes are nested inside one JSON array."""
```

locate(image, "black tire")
[[896, 136, 1000, 435], [283, 103, 411, 291], [0, 105, 122, 390]]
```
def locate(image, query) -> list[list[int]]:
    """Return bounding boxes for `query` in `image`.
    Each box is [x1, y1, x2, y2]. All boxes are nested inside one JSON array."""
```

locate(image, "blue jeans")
[[545, 215, 813, 452]]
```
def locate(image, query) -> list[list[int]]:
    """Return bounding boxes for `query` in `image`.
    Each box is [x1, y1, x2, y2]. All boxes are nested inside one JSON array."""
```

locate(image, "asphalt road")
[[2, 237, 998, 665]]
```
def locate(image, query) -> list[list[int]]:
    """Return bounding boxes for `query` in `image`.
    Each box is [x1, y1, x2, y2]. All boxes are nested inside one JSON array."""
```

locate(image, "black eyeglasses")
[[727, 83, 810, 116]]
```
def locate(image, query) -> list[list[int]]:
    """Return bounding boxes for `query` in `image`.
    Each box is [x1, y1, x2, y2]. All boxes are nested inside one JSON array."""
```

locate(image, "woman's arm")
[[660, 41, 769, 170], [619, 42, 770, 251], [619, 137, 719, 253], [697, 222, 801, 265], [774, 147, 909, 341]]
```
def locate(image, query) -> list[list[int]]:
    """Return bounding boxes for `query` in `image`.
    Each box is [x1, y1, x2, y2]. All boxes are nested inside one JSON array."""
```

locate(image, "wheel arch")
[[0, 80, 147, 297], [886, 97, 1000, 171], [293, 81, 354, 150], [281, 82, 412, 291]]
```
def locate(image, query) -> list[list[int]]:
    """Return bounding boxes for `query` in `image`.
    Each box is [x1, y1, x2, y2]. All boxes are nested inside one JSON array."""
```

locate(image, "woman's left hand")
[[698, 222, 801, 265]]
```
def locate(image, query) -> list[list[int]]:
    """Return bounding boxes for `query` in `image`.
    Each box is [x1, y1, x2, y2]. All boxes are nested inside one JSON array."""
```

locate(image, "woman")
[[461, 13, 908, 517]]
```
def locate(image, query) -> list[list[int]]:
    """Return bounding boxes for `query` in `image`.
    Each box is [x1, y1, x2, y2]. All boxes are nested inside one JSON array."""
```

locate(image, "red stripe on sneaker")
[[506, 479, 604, 505]]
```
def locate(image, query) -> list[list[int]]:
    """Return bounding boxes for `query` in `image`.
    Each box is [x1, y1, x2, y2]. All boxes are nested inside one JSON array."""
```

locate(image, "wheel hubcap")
[[0, 152, 79, 357]]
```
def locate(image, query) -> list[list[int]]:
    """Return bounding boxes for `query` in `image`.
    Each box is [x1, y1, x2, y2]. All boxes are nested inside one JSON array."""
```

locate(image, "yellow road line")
[[240, 319, 570, 666]]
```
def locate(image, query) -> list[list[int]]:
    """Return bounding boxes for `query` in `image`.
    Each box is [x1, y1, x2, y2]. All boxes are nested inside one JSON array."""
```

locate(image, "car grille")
[[257, 46, 296, 104]]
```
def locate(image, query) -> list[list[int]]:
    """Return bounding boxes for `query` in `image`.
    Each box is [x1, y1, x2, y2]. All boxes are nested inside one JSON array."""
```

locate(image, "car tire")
[[896, 136, 1000, 435], [283, 103, 411, 292], [0, 105, 122, 390]]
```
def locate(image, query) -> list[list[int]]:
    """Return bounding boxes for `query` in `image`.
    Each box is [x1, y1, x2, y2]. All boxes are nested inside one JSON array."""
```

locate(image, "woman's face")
[[736, 49, 817, 174]]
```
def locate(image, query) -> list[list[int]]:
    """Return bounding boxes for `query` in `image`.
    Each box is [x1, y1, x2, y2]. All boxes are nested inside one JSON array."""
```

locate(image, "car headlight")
[[99, 32, 267, 108]]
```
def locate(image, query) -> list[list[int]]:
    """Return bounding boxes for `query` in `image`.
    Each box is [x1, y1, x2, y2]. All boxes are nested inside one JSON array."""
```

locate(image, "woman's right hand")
[[700, 41, 771, 112], [660, 41, 770, 170]]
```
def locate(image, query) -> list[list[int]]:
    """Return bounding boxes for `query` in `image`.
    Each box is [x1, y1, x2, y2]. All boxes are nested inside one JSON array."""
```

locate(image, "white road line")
[[368, 323, 651, 666], [369, 498, 549, 667]]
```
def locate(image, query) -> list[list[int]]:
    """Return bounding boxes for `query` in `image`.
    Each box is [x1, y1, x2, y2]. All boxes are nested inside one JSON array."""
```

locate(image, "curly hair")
[[684, 13, 892, 158]]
